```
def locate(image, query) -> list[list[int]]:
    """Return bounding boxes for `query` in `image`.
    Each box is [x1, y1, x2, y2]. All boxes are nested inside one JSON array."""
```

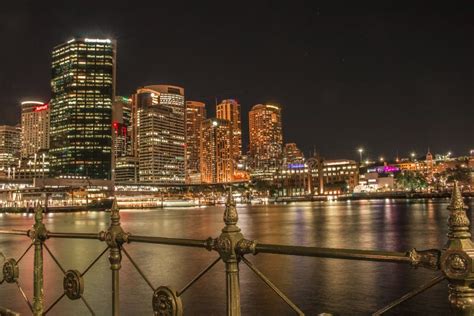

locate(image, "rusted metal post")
[[100, 199, 129, 316], [30, 205, 47, 316], [441, 182, 474, 315]]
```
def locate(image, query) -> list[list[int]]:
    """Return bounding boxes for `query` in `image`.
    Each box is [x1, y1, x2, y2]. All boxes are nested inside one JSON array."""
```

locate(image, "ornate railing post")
[[28, 205, 48, 316], [441, 182, 474, 315], [100, 199, 129, 316], [207, 188, 256, 316]]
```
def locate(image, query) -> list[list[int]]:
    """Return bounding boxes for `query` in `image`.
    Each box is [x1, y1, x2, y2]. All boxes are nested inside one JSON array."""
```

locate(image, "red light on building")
[[34, 104, 49, 112]]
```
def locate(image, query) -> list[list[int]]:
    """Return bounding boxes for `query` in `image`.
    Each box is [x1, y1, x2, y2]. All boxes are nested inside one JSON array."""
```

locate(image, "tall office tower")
[[132, 85, 185, 184], [216, 99, 242, 161], [112, 96, 132, 158], [185, 100, 206, 180], [20, 101, 50, 158], [248, 104, 283, 169], [200, 118, 234, 184], [50, 38, 116, 180], [0, 125, 21, 176], [112, 96, 136, 182]]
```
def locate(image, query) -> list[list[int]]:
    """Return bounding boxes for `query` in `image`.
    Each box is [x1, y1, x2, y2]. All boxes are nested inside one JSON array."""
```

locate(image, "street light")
[[358, 148, 364, 164], [379, 157, 384, 162], [411, 152, 416, 161]]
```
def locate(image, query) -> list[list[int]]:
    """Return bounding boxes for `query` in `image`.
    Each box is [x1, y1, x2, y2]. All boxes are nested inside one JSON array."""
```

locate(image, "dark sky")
[[1, 1, 473, 160]]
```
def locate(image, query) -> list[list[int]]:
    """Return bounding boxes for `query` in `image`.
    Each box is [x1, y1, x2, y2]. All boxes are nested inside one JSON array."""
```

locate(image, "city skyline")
[[0, 2, 472, 159]]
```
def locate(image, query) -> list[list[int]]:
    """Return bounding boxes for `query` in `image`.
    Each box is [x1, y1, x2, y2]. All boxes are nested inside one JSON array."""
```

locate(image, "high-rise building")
[[216, 99, 242, 161], [112, 96, 135, 183], [112, 97, 132, 158], [185, 101, 206, 180], [132, 85, 185, 184], [248, 104, 283, 170], [20, 101, 50, 158], [0, 125, 21, 177], [50, 38, 116, 180], [200, 118, 234, 184]]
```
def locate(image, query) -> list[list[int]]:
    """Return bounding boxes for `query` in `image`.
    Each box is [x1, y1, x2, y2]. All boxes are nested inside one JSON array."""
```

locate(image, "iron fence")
[[0, 182, 472, 315]]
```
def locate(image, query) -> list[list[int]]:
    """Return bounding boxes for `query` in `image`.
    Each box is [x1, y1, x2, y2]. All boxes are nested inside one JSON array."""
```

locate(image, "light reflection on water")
[[0, 198, 472, 315]]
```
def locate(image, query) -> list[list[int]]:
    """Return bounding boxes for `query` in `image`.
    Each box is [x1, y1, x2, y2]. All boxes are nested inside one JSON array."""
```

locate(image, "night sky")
[[1, 1, 473, 160]]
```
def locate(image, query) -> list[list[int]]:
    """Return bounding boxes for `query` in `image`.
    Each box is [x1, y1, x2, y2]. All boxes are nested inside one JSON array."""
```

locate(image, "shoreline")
[[0, 192, 472, 213]]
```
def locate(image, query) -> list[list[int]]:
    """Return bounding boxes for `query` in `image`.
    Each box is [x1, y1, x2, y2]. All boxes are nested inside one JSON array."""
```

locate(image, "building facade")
[[216, 99, 242, 161], [132, 85, 185, 184], [185, 101, 206, 181], [314, 159, 359, 195], [248, 104, 283, 178], [20, 101, 50, 158], [283, 143, 304, 164], [112, 96, 135, 183], [274, 163, 312, 197], [200, 118, 234, 184], [0, 125, 21, 178], [49, 38, 116, 180]]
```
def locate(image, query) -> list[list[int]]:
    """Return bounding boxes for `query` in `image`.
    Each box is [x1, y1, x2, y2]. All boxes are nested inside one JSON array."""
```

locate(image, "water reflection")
[[0, 199, 473, 315]]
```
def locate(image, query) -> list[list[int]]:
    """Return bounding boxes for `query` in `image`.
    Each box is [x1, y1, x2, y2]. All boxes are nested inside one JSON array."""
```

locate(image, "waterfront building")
[[20, 101, 50, 158], [0, 125, 21, 178], [216, 99, 242, 161], [248, 104, 283, 180], [308, 159, 358, 195], [132, 85, 185, 184], [17, 150, 50, 180], [200, 118, 234, 184], [274, 163, 312, 197], [185, 101, 206, 182], [357, 169, 395, 192], [283, 143, 304, 164], [49, 38, 116, 180]]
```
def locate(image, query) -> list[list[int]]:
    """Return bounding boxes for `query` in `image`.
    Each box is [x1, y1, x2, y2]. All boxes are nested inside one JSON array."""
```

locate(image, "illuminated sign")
[[34, 104, 49, 112], [368, 166, 400, 173], [288, 163, 305, 169], [85, 38, 111, 44]]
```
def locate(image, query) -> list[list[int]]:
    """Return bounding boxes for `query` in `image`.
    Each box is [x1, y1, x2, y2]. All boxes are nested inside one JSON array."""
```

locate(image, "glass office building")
[[50, 38, 116, 180]]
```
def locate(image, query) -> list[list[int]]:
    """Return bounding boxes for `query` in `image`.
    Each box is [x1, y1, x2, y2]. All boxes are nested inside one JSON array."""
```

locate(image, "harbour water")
[[1, 198, 473, 315]]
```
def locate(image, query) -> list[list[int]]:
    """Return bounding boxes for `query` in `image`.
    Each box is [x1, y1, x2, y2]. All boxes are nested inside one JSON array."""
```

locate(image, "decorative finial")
[[448, 181, 467, 211], [447, 181, 470, 240], [223, 187, 238, 226], [110, 197, 121, 226]]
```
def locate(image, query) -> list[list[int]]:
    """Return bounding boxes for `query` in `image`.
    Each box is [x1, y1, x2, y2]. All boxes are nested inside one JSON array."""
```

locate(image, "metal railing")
[[0, 182, 472, 315]]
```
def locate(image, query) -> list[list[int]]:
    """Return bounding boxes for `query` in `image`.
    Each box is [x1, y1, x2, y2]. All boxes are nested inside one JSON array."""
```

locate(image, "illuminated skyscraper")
[[50, 38, 116, 180], [112, 96, 136, 182], [132, 85, 185, 184], [20, 101, 50, 158], [185, 100, 206, 180], [248, 104, 283, 170], [216, 99, 241, 161], [0, 125, 21, 177], [112, 96, 132, 159], [200, 118, 234, 184]]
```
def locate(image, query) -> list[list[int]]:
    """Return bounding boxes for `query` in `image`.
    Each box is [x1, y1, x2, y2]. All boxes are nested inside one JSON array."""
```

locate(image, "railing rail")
[[0, 181, 472, 315]]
